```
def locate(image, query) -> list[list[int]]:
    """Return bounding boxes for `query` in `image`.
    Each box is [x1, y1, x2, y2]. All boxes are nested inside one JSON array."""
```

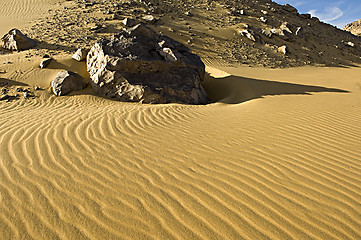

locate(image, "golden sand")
[[0, 0, 59, 36], [1, 53, 361, 238], [1, 0, 361, 239]]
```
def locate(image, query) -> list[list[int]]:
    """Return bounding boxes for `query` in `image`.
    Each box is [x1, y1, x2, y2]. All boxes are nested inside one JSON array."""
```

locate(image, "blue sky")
[[274, 0, 361, 29]]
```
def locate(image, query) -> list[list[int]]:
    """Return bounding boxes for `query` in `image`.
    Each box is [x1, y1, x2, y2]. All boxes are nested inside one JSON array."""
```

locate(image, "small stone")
[[159, 48, 178, 61], [16, 87, 23, 92], [35, 86, 40, 90], [72, 48, 88, 61], [280, 22, 293, 34], [142, 15, 157, 24], [121, 18, 136, 27], [295, 27, 304, 36], [40, 58, 52, 69], [185, 11, 193, 16], [239, 29, 256, 42], [262, 29, 273, 38], [278, 45, 287, 55], [346, 41, 355, 47]]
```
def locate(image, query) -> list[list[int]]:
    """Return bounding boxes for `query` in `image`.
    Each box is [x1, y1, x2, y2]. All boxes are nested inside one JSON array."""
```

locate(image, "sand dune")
[[0, 0, 57, 36], [1, 57, 361, 238]]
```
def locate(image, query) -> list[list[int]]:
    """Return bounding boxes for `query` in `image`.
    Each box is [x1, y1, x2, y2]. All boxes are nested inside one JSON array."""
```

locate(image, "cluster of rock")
[[28, 0, 361, 68], [86, 24, 209, 104], [0, 83, 38, 102], [216, 0, 361, 67], [1, 25, 209, 104]]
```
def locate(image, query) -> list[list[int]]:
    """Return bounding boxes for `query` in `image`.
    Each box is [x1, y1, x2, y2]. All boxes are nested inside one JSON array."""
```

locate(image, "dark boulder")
[[86, 24, 209, 104]]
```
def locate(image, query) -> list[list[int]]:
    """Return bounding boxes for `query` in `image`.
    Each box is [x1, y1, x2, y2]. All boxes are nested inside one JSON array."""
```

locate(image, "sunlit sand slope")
[[0, 0, 57, 36], [1, 63, 361, 239]]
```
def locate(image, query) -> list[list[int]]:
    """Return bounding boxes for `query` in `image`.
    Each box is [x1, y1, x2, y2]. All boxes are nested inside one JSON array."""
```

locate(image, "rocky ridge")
[[344, 19, 361, 37], [15, 0, 361, 68]]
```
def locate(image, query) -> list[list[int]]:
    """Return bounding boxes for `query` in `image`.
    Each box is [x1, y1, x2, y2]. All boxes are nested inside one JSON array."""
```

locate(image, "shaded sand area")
[[0, 0, 58, 36], [1, 51, 361, 238]]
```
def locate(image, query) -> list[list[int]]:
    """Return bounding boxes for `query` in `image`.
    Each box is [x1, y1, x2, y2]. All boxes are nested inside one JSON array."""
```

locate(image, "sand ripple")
[[1, 66, 361, 239], [0, 0, 57, 35]]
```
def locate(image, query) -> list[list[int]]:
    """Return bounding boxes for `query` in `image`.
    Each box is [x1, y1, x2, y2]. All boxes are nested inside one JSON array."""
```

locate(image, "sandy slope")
[[0, 0, 58, 36], [1, 51, 361, 238]]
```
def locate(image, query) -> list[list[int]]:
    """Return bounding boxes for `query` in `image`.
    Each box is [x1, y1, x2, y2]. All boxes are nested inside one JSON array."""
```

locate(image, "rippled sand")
[[1, 0, 361, 238], [0, 0, 58, 36], [1, 51, 361, 238]]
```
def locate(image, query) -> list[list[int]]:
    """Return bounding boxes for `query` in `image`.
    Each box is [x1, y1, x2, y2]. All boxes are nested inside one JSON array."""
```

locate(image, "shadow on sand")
[[0, 78, 29, 87], [203, 73, 349, 104], [35, 41, 77, 52], [61, 73, 350, 105]]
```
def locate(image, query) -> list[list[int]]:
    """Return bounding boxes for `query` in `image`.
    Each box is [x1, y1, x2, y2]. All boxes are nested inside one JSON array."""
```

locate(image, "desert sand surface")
[[1, 0, 361, 239], [1, 54, 361, 239]]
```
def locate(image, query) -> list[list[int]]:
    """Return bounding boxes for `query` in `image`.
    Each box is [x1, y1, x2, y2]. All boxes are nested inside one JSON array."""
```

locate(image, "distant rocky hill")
[[22, 0, 361, 67], [344, 19, 361, 36]]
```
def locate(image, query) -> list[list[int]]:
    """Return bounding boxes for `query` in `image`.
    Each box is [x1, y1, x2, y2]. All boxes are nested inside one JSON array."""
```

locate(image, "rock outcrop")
[[52, 71, 88, 96], [25, 0, 361, 67], [344, 19, 361, 36], [86, 24, 209, 104], [1, 29, 37, 51]]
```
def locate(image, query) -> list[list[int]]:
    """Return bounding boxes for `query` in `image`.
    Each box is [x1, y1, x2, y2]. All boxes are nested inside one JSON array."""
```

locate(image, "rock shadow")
[[203, 73, 349, 104], [0, 78, 29, 87], [43, 59, 69, 70], [35, 41, 76, 52]]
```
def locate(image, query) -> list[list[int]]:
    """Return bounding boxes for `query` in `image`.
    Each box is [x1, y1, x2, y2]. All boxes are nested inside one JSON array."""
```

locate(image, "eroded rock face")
[[1, 29, 37, 51], [52, 71, 88, 96], [86, 24, 209, 104]]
